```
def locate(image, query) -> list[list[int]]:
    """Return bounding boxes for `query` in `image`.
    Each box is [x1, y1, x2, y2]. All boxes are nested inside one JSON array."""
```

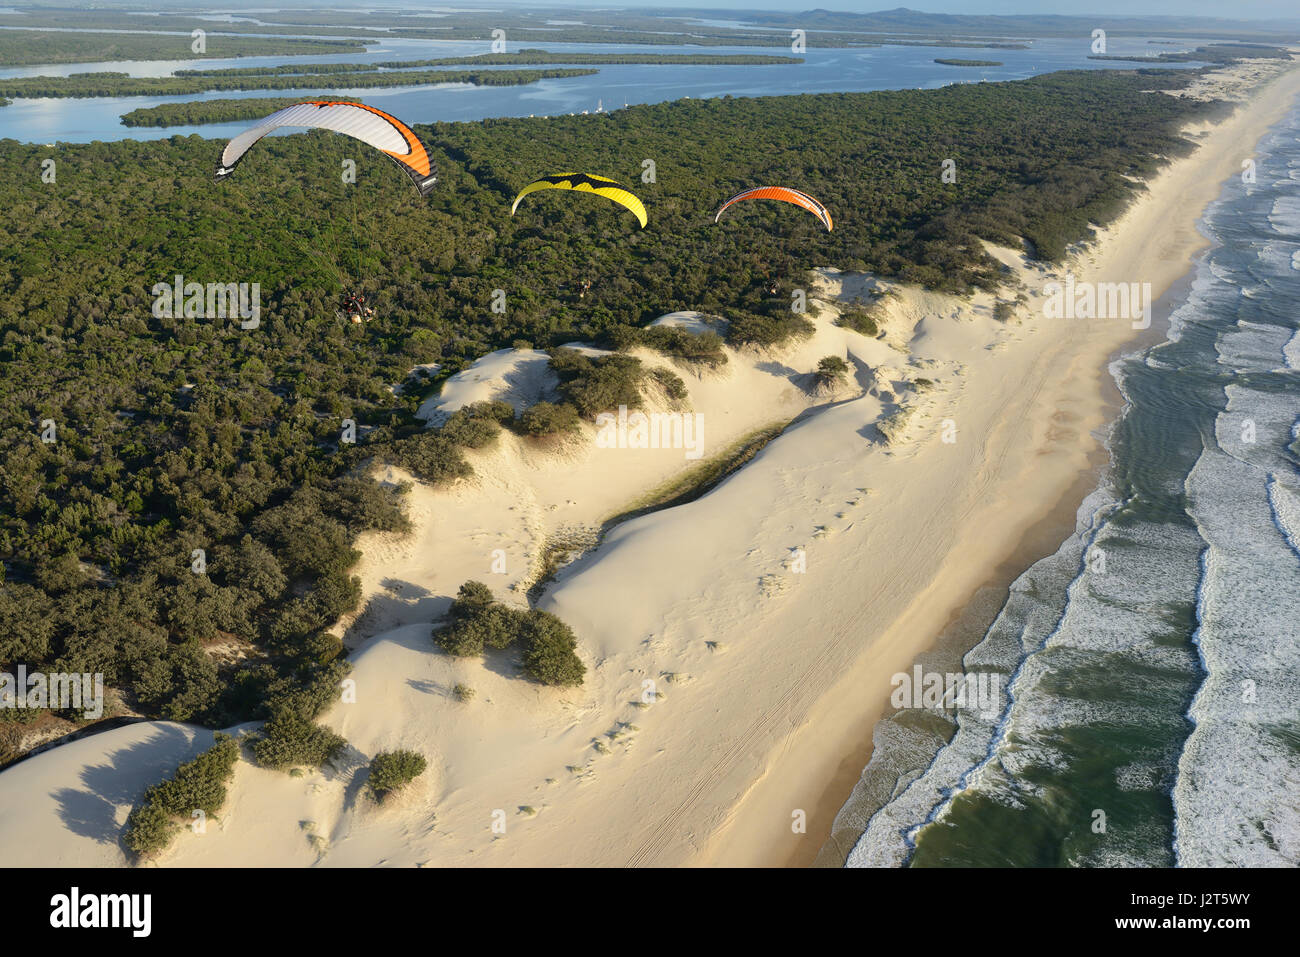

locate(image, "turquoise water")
[[842, 102, 1300, 868]]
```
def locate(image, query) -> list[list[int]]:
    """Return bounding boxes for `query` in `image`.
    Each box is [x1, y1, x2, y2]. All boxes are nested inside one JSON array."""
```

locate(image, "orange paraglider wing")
[[714, 186, 833, 231]]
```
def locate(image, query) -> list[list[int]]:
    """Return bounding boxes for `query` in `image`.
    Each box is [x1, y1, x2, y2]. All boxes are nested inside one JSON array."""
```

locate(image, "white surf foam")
[[1173, 379, 1300, 867]]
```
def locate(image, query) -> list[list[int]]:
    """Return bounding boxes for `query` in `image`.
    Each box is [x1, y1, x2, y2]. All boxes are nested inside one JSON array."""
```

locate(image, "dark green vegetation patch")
[[367, 749, 428, 800], [123, 732, 240, 858], [436, 581, 585, 687]]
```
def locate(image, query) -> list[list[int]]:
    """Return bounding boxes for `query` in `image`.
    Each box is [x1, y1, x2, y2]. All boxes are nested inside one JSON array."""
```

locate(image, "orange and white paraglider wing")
[[215, 100, 437, 195], [714, 186, 832, 231]]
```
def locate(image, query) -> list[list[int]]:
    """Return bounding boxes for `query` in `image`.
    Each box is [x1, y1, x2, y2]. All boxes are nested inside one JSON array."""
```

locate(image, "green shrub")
[[252, 711, 347, 770], [34, 551, 86, 594], [438, 581, 525, 655], [264, 660, 351, 722], [648, 367, 689, 401], [433, 582, 584, 686], [122, 802, 177, 858], [385, 431, 472, 485], [479, 604, 528, 649], [437, 618, 485, 657], [816, 355, 850, 383], [476, 400, 517, 424], [547, 347, 594, 380], [520, 610, 586, 687], [122, 732, 240, 858], [607, 324, 727, 368], [367, 749, 428, 801], [837, 304, 880, 337], [549, 348, 645, 418], [726, 313, 814, 348], [439, 411, 500, 449], [449, 580, 496, 618], [439, 401, 514, 449], [405, 327, 440, 361], [439, 603, 526, 655], [518, 400, 581, 436], [148, 733, 240, 817], [605, 323, 642, 351], [647, 326, 726, 366]]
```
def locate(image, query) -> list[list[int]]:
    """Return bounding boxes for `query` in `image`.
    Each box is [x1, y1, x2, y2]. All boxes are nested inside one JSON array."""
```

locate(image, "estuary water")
[[0, 30, 1206, 144]]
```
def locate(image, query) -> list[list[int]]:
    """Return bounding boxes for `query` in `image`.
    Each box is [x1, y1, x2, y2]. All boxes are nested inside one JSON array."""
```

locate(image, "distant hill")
[[659, 6, 1300, 41]]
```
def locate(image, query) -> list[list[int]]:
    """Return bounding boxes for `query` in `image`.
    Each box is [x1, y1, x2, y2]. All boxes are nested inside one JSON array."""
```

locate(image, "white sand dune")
[[0, 723, 218, 867], [3, 59, 1298, 868], [416, 348, 556, 425], [649, 310, 728, 336]]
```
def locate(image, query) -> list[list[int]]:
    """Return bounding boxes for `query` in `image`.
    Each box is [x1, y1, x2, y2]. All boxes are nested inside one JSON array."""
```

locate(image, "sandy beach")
[[2, 58, 1298, 868], [708, 58, 1300, 868]]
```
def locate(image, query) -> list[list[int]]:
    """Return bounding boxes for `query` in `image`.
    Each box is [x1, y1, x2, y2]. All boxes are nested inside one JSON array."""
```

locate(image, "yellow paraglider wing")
[[510, 173, 647, 228]]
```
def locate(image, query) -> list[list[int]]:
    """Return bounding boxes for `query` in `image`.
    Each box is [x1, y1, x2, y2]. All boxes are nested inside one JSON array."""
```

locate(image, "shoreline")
[[804, 265, 1190, 868], [706, 60, 1300, 868], [803, 453, 1112, 867]]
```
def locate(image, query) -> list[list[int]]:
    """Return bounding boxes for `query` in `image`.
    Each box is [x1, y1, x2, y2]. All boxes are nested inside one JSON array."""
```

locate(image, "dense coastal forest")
[[1089, 43, 1294, 65], [121, 98, 333, 128], [0, 67, 1230, 763], [0, 32, 367, 66]]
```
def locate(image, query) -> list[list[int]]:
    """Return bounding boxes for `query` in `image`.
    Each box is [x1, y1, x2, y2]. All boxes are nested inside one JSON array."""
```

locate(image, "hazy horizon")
[[217, 1, 1300, 26], [20, 1, 1297, 26]]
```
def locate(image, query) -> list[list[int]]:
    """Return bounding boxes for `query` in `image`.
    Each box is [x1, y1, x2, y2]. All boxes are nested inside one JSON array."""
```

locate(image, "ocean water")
[[840, 103, 1300, 869]]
